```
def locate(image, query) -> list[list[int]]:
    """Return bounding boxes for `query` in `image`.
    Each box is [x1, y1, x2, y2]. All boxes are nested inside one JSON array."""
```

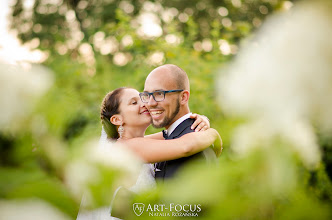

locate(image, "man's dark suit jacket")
[[155, 118, 206, 180]]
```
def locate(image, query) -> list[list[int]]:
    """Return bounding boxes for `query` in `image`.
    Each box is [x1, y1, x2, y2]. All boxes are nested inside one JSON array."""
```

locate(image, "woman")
[[77, 87, 222, 220]]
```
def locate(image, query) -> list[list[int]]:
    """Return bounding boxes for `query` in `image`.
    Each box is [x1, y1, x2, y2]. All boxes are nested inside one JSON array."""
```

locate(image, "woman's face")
[[118, 88, 151, 128]]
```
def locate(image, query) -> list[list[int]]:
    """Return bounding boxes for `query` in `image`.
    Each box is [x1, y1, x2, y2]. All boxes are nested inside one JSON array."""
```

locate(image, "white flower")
[[0, 199, 70, 220], [0, 60, 53, 131], [219, 1, 332, 168], [65, 139, 143, 203]]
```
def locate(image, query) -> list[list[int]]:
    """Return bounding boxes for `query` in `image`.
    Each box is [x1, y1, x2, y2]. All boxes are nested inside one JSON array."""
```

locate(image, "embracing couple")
[[77, 64, 222, 219]]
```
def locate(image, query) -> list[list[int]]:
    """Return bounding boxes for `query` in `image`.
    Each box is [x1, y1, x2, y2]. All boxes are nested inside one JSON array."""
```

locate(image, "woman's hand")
[[190, 113, 210, 132]]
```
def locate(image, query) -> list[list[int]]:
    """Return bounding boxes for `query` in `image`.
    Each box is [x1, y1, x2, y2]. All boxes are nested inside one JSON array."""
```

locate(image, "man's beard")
[[151, 98, 180, 129]]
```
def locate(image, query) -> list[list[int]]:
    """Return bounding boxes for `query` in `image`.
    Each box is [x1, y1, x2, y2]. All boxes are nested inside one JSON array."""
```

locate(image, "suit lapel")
[[167, 118, 194, 139], [155, 118, 195, 179]]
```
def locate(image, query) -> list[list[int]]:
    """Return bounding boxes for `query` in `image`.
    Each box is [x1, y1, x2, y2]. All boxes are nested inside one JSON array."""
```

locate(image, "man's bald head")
[[147, 64, 190, 91], [144, 64, 191, 128]]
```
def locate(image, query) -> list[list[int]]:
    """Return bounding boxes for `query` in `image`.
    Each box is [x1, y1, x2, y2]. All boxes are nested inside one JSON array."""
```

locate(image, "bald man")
[[140, 64, 216, 180]]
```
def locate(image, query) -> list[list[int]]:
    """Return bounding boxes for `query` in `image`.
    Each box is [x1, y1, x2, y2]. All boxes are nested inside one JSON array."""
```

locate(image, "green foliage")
[[0, 167, 78, 217], [10, 0, 294, 57], [128, 145, 332, 219]]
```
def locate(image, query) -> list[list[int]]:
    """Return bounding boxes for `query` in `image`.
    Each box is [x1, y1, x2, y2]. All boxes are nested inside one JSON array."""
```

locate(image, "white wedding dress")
[[76, 127, 156, 220]]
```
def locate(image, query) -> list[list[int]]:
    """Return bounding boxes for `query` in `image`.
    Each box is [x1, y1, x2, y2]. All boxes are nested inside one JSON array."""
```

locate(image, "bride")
[[77, 87, 222, 220]]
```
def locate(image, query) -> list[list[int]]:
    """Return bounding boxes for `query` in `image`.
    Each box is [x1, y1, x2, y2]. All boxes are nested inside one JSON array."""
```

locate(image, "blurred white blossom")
[[65, 139, 142, 203], [219, 1, 332, 168], [0, 199, 70, 220], [0, 60, 53, 131], [146, 51, 165, 66]]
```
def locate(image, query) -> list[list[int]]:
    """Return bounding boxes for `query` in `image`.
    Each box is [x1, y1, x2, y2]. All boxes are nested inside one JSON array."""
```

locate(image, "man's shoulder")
[[180, 118, 195, 127], [169, 118, 195, 139], [180, 118, 195, 133]]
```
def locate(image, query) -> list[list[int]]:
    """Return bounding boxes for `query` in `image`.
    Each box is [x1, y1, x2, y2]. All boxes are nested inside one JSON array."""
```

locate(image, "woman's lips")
[[140, 110, 150, 115]]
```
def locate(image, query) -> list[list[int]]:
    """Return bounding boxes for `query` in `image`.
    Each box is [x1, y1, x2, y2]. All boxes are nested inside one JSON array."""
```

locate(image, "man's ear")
[[180, 90, 190, 105], [110, 115, 123, 126]]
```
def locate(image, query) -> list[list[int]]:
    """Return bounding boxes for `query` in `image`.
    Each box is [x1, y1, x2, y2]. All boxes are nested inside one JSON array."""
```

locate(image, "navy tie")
[[162, 130, 168, 139]]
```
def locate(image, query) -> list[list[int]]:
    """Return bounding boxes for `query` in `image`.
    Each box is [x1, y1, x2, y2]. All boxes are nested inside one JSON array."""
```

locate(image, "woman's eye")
[[132, 101, 137, 105]]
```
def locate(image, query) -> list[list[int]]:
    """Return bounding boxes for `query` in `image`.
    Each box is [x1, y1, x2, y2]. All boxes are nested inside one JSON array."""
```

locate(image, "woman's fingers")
[[190, 113, 198, 118], [197, 115, 210, 131], [195, 124, 207, 132], [191, 117, 202, 130], [201, 125, 209, 131], [190, 114, 210, 131]]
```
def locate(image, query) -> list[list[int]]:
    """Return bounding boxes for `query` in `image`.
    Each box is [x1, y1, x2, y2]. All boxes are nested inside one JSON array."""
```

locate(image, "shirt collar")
[[166, 112, 192, 136]]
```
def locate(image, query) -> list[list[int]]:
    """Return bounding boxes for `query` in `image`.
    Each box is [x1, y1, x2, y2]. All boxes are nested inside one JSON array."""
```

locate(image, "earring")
[[118, 124, 124, 139]]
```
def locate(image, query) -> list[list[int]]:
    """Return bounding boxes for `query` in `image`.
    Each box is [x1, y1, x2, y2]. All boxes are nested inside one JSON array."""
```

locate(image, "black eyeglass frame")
[[139, 89, 184, 103]]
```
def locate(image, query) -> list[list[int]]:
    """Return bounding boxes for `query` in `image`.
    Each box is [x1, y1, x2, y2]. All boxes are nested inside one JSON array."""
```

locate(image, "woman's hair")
[[100, 87, 127, 140]]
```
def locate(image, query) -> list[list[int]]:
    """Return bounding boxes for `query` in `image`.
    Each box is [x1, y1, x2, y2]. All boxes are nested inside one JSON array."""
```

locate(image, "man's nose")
[[147, 95, 157, 106]]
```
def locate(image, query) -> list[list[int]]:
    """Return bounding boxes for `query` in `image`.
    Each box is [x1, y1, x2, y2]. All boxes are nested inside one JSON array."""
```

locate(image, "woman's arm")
[[144, 131, 164, 140], [118, 128, 222, 163]]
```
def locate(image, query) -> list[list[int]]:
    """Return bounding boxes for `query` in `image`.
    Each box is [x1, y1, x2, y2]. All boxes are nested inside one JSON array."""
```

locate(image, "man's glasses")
[[139, 90, 184, 103]]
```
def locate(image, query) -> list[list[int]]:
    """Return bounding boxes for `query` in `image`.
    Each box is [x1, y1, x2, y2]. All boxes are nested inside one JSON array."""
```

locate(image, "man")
[[140, 64, 216, 180]]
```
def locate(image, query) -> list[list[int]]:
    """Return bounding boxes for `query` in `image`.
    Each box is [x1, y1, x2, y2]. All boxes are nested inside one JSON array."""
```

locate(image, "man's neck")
[[165, 106, 190, 129]]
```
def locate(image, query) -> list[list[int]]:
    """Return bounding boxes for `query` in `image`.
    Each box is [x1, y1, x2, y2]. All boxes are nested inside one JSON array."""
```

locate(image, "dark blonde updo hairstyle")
[[100, 87, 127, 140]]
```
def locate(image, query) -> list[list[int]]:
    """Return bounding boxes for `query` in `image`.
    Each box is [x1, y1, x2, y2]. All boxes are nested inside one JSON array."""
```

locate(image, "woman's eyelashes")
[[129, 98, 138, 105]]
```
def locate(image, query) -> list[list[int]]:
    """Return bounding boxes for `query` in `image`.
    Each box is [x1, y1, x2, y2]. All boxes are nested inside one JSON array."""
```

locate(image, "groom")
[[141, 64, 215, 180]]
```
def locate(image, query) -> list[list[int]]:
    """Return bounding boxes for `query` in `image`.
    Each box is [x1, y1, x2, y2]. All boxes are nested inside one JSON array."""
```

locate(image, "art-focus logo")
[[132, 203, 201, 217], [133, 203, 145, 216]]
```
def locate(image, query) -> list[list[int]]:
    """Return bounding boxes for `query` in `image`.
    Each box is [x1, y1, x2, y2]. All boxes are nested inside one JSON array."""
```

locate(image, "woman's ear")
[[110, 115, 123, 126], [180, 90, 190, 105]]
